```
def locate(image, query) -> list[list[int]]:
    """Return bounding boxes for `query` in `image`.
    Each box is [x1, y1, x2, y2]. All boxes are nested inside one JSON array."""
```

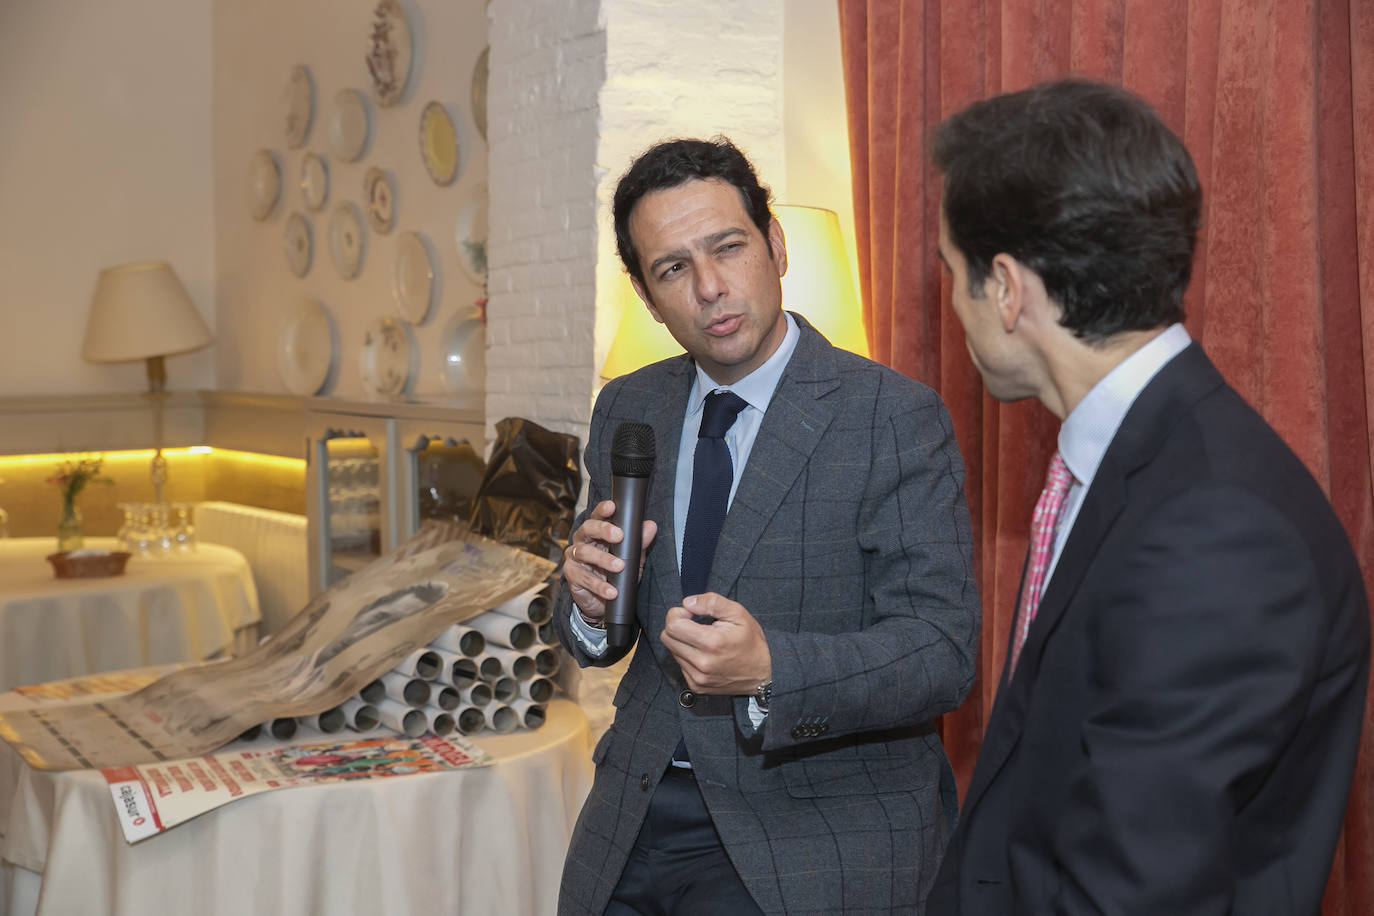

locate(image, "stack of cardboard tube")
[[242, 587, 561, 742]]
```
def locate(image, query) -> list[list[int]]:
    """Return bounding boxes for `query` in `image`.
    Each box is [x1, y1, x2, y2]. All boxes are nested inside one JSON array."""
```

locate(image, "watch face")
[[756, 680, 773, 708]]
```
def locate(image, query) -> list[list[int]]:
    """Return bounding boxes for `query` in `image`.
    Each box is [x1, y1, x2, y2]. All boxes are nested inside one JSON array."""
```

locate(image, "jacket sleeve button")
[[791, 725, 805, 739]]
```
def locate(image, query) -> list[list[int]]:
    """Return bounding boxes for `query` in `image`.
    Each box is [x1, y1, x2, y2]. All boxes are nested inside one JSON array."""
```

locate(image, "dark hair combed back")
[[613, 137, 774, 284], [933, 79, 1201, 341]]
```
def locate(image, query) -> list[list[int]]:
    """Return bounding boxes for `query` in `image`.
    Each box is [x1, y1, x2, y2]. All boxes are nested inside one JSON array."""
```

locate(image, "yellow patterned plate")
[[420, 101, 459, 186]]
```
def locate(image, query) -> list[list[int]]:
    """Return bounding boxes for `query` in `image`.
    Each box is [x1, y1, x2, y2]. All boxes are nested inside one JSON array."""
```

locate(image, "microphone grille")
[[610, 421, 656, 477]]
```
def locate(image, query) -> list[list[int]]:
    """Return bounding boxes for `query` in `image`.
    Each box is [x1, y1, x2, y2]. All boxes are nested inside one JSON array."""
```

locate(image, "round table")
[[0, 539, 261, 691]]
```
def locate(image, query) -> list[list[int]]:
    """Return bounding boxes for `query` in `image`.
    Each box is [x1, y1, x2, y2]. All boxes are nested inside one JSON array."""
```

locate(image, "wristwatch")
[[754, 679, 773, 710]]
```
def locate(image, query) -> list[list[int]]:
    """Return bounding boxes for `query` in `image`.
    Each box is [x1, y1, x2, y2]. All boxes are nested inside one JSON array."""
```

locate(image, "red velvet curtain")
[[837, 1, 1374, 910]]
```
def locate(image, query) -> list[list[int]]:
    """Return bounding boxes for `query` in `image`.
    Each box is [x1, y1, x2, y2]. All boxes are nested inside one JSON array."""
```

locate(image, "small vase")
[[57, 501, 84, 552]]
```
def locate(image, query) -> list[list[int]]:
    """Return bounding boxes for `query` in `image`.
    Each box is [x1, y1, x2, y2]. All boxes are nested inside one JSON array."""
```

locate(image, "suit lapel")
[[961, 343, 1224, 815], [642, 359, 693, 645], [710, 318, 840, 596]]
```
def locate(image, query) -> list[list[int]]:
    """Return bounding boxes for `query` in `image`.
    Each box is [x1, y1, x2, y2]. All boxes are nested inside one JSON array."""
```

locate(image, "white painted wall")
[[0, 0, 215, 397], [210, 0, 489, 402]]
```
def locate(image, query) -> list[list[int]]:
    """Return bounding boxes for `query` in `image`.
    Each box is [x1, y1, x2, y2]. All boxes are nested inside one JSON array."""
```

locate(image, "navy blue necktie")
[[672, 390, 747, 767], [680, 390, 748, 596]]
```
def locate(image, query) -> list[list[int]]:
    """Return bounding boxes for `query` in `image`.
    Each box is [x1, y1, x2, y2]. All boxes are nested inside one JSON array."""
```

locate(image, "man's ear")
[[990, 253, 1027, 333], [767, 218, 788, 278], [630, 277, 664, 324]]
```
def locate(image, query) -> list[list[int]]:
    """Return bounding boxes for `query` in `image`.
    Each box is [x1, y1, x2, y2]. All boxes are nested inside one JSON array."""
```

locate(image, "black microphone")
[[605, 421, 656, 650]]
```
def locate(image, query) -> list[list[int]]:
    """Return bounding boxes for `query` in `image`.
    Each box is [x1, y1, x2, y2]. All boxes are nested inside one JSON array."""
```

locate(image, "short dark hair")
[[932, 79, 1201, 341], [613, 137, 774, 284]]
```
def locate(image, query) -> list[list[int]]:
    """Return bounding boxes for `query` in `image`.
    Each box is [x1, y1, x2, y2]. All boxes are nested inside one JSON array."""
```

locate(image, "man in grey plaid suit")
[[555, 137, 980, 915]]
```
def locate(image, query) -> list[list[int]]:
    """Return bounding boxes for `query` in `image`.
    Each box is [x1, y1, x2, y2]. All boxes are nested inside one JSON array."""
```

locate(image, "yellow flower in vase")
[[47, 456, 114, 551]]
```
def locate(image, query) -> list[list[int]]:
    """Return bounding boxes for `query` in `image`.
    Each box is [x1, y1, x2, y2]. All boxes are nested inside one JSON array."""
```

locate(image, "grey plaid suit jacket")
[[555, 316, 980, 915]]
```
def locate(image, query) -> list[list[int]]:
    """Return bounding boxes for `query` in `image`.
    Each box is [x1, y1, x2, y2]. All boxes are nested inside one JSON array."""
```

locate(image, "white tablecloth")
[[0, 698, 593, 916], [0, 539, 260, 691]]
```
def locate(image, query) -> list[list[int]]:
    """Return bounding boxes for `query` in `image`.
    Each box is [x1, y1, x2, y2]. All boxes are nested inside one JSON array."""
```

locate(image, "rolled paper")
[[467, 612, 535, 650], [428, 684, 460, 711], [537, 622, 556, 645], [430, 625, 486, 657], [519, 677, 554, 704], [340, 696, 380, 731], [301, 706, 346, 734], [530, 646, 561, 677], [510, 699, 547, 729], [269, 718, 298, 740], [490, 586, 554, 624], [424, 708, 455, 737], [488, 704, 519, 734], [359, 679, 386, 704], [493, 677, 520, 703], [393, 648, 443, 681], [455, 706, 486, 735], [450, 656, 478, 688], [237, 724, 263, 742], [488, 645, 536, 680], [473, 653, 504, 683], [376, 698, 427, 737], [381, 671, 431, 707], [460, 682, 493, 707]]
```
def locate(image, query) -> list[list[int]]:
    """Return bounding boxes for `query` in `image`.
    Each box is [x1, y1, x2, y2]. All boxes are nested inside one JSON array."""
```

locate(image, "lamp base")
[[145, 356, 167, 394]]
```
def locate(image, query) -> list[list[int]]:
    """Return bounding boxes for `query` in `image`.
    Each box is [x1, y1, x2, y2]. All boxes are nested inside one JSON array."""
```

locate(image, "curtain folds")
[[838, 1, 1373, 910]]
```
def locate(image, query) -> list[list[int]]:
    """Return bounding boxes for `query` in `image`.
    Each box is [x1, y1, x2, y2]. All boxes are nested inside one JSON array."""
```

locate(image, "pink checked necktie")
[[1009, 451, 1073, 673]]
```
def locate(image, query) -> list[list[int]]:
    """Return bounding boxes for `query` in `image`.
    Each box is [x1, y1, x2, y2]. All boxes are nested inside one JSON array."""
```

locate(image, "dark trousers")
[[604, 766, 764, 916]]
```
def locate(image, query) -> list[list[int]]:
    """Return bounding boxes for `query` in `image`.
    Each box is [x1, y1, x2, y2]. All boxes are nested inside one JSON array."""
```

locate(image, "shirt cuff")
[[568, 607, 608, 656], [746, 697, 768, 729]]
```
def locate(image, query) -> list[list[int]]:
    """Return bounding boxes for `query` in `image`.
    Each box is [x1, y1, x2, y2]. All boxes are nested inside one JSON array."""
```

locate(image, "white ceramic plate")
[[284, 64, 315, 149], [454, 181, 488, 284], [419, 101, 459, 186], [366, 0, 412, 108], [439, 309, 486, 394], [329, 89, 370, 162], [283, 211, 313, 277], [471, 48, 489, 141], [393, 231, 434, 324], [277, 298, 336, 395], [363, 167, 395, 235], [359, 316, 415, 398], [329, 201, 365, 279], [300, 151, 329, 211], [248, 149, 280, 221]]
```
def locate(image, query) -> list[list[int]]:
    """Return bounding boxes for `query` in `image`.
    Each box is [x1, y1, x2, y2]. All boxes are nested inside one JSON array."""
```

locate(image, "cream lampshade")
[[82, 261, 214, 393], [600, 205, 868, 379]]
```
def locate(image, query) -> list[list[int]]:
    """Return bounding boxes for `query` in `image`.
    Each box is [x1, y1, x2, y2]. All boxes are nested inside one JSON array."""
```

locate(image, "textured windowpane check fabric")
[[1009, 451, 1073, 673], [680, 390, 749, 596]]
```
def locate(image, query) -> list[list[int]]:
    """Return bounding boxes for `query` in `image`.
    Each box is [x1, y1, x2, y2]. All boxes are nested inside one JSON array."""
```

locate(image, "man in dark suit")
[[927, 79, 1370, 915], [554, 137, 980, 914]]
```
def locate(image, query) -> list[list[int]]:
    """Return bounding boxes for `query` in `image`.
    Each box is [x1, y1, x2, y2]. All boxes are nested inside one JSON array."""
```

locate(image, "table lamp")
[[82, 261, 214, 502], [600, 205, 868, 379]]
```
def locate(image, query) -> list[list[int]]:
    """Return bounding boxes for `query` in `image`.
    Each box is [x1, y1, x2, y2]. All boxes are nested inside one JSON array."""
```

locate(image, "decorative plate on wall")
[[363, 167, 395, 235], [471, 47, 489, 141], [419, 101, 459, 186], [278, 298, 336, 395], [284, 64, 315, 149], [328, 89, 370, 163], [393, 231, 434, 324], [283, 211, 313, 277], [359, 316, 415, 398], [247, 149, 281, 221], [300, 151, 329, 211], [366, 0, 412, 108], [454, 181, 488, 284], [329, 201, 365, 279], [439, 307, 486, 394]]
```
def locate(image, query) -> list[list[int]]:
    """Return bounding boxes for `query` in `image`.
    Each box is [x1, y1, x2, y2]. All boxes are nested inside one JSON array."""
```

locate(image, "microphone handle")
[[605, 474, 647, 650]]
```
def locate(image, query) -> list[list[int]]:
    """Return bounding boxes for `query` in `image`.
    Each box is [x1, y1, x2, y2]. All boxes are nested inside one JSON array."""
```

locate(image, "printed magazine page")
[[0, 523, 553, 771], [103, 732, 493, 843]]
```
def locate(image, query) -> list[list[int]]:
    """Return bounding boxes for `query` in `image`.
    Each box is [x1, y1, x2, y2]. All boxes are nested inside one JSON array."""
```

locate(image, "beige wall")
[[0, 0, 216, 397], [210, 0, 490, 402]]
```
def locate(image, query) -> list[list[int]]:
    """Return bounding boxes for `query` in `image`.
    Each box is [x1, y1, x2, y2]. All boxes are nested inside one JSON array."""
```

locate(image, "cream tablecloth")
[[0, 698, 593, 916], [0, 539, 260, 690]]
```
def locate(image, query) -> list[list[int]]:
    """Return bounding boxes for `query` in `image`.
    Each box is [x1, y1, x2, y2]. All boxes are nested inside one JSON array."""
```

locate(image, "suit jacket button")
[[640, 773, 650, 791], [679, 690, 696, 708], [817, 724, 829, 735], [791, 725, 805, 739]]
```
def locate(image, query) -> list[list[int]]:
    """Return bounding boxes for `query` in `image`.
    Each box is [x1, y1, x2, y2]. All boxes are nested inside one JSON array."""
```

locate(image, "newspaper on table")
[[0, 522, 554, 771], [103, 731, 492, 843]]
